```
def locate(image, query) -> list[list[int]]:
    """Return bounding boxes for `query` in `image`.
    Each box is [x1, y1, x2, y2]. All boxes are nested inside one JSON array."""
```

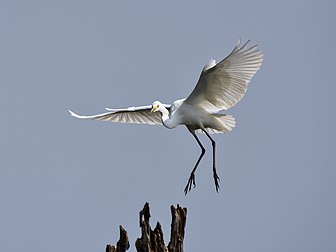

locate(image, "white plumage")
[[69, 39, 263, 194]]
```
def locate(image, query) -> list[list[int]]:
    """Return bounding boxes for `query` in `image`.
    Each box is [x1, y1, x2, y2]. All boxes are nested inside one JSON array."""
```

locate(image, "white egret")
[[69, 40, 263, 194]]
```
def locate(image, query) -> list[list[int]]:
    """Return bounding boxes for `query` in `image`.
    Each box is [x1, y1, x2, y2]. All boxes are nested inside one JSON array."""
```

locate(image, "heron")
[[69, 40, 263, 194]]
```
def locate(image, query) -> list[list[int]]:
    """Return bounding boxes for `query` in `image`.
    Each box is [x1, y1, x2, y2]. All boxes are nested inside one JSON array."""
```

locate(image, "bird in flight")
[[69, 40, 263, 194]]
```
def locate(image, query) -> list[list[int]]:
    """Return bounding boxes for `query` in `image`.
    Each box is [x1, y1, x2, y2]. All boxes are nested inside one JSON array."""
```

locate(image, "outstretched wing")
[[69, 105, 170, 125], [185, 40, 263, 112]]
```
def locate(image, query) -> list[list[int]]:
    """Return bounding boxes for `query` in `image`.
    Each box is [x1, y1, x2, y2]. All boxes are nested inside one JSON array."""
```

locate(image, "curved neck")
[[159, 106, 170, 123], [159, 106, 177, 129]]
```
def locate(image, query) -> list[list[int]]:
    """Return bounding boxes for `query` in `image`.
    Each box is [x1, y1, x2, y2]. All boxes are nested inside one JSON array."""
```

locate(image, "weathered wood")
[[106, 203, 187, 252], [135, 202, 167, 252], [168, 205, 187, 252], [106, 225, 130, 252]]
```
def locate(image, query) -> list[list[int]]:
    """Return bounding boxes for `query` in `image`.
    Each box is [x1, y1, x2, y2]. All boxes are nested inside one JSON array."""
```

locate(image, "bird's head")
[[151, 101, 162, 113]]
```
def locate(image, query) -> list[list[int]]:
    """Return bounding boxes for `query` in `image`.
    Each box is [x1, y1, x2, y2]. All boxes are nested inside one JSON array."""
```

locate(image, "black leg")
[[184, 129, 206, 195], [203, 130, 220, 192]]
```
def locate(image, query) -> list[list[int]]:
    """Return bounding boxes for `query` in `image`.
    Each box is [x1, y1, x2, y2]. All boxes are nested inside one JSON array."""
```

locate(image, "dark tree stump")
[[106, 225, 130, 252], [106, 203, 187, 252], [168, 205, 187, 252]]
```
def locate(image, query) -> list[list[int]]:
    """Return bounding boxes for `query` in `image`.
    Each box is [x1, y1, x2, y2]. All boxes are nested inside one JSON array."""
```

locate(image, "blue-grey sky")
[[1, 1, 336, 251]]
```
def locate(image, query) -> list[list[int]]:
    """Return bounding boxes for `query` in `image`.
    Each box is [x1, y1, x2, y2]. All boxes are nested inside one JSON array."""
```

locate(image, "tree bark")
[[106, 203, 187, 252], [168, 205, 187, 252], [106, 225, 130, 252]]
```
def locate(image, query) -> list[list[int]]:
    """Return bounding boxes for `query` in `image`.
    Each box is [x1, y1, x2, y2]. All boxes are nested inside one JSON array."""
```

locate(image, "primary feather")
[[185, 39, 263, 112], [69, 105, 165, 125]]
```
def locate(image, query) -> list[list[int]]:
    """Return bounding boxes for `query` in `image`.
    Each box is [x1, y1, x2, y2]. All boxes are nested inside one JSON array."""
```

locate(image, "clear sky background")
[[1, 1, 335, 251]]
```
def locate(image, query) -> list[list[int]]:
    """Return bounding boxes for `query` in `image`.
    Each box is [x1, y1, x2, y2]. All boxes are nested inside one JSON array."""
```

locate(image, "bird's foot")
[[184, 172, 196, 195], [213, 170, 220, 192]]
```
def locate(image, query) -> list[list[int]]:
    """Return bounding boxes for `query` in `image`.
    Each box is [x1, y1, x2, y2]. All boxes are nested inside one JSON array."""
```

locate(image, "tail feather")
[[217, 114, 236, 130], [196, 114, 236, 134]]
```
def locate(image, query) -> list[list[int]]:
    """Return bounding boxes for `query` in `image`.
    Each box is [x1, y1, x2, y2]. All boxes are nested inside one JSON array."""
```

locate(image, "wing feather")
[[69, 104, 170, 125], [185, 40, 263, 112]]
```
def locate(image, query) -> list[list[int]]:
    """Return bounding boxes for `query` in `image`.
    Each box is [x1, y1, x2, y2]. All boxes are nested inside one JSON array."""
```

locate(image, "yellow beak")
[[151, 105, 158, 113]]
